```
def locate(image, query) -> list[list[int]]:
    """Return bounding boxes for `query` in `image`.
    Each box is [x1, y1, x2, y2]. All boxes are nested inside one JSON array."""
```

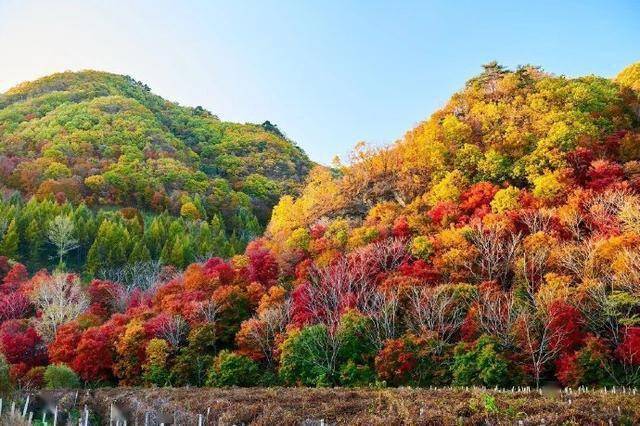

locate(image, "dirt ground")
[[4, 386, 640, 425]]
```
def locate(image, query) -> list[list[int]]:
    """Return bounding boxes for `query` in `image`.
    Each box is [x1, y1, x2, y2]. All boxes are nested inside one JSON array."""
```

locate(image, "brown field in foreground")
[[2, 387, 640, 425]]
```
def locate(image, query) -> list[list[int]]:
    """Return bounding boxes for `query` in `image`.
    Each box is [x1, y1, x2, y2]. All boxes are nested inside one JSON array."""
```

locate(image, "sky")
[[0, 1, 639, 165]]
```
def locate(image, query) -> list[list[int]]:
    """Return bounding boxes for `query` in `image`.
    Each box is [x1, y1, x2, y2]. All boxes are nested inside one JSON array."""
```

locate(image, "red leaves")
[[0, 319, 47, 367], [48, 321, 82, 364], [72, 325, 115, 382], [0, 291, 31, 321], [586, 160, 624, 191], [616, 326, 640, 366], [245, 240, 279, 287], [548, 300, 585, 354], [391, 216, 411, 238]]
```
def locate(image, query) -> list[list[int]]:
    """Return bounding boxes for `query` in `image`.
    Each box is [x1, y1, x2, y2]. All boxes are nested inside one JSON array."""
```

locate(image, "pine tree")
[[0, 219, 19, 260], [129, 240, 151, 264], [25, 219, 43, 263]]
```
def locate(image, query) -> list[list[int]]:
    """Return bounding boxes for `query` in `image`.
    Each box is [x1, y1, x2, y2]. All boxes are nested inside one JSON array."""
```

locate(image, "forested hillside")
[[0, 71, 312, 273], [2, 62, 640, 392]]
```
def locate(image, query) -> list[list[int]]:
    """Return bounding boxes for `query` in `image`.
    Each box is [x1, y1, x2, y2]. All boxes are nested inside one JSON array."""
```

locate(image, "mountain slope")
[[0, 70, 313, 224], [267, 62, 640, 244]]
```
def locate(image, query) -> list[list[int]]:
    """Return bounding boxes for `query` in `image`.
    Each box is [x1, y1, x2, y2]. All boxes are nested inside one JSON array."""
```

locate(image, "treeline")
[[0, 195, 256, 274]]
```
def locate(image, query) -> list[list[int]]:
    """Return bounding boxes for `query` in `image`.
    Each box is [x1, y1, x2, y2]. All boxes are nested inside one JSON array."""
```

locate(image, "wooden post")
[[0, 398, 3, 416], [11, 401, 16, 415], [28, 411, 33, 423], [84, 404, 89, 426], [198, 413, 204, 426], [53, 406, 58, 426], [144, 412, 149, 426], [23, 394, 30, 417]]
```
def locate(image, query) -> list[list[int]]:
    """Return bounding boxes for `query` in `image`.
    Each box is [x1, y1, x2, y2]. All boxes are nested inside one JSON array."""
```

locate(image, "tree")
[[451, 335, 518, 388], [47, 215, 79, 268], [279, 325, 335, 387], [0, 219, 19, 260], [44, 364, 80, 389], [30, 273, 89, 342], [206, 350, 260, 387]]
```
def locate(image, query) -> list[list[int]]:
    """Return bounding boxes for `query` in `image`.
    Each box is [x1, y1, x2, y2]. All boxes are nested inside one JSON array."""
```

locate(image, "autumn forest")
[[2, 61, 640, 394]]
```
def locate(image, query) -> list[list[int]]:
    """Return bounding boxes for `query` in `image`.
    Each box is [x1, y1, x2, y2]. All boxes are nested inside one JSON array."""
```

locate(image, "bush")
[[206, 350, 260, 387], [451, 335, 519, 388], [44, 364, 81, 389], [375, 334, 450, 387], [279, 325, 333, 387], [339, 360, 375, 387]]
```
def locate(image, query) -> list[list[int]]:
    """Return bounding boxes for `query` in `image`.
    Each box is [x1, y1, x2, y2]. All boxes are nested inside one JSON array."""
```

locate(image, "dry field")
[[3, 387, 640, 425]]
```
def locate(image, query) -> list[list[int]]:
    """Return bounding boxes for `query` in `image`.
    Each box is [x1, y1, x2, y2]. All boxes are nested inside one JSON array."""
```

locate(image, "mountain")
[[0, 70, 313, 225], [267, 62, 640, 246], [2, 62, 640, 392]]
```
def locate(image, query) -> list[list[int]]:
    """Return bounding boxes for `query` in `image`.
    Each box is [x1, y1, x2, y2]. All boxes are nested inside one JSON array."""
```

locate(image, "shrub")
[[375, 334, 449, 387], [44, 364, 81, 389], [206, 350, 260, 387], [279, 325, 334, 387], [452, 335, 519, 388], [339, 360, 375, 387]]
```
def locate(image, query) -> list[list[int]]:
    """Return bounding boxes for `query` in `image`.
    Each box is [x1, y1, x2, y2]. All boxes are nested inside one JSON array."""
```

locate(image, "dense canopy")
[[2, 62, 640, 391]]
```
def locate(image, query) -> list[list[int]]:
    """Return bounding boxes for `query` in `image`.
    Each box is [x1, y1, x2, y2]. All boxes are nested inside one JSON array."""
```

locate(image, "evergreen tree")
[[129, 240, 151, 264], [0, 219, 19, 260]]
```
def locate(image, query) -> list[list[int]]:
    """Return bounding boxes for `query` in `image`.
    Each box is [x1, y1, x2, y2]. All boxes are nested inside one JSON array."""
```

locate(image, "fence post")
[[28, 411, 33, 423], [0, 397, 3, 416], [84, 404, 89, 426], [23, 394, 30, 417], [198, 413, 203, 426], [53, 405, 58, 426]]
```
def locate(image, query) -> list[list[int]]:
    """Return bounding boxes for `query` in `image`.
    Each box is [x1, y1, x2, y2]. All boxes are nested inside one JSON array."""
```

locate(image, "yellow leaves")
[[145, 338, 170, 367], [441, 115, 472, 145], [285, 227, 311, 251], [410, 236, 434, 260], [365, 201, 402, 229], [536, 273, 573, 309], [180, 202, 201, 221], [532, 169, 567, 202], [347, 226, 379, 250], [616, 62, 640, 92], [426, 170, 467, 207], [490, 186, 520, 214], [84, 174, 106, 191]]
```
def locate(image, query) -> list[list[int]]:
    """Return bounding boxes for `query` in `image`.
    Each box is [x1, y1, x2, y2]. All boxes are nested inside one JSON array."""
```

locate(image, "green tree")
[[44, 364, 81, 389], [206, 350, 260, 387], [0, 219, 19, 259]]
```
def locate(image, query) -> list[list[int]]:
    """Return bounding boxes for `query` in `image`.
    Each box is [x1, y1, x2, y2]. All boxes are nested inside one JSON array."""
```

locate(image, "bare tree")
[[467, 222, 522, 287], [362, 289, 400, 350], [97, 260, 165, 293], [243, 300, 291, 368], [47, 215, 79, 268], [520, 208, 555, 234], [30, 273, 89, 342], [476, 288, 517, 347], [517, 309, 568, 388], [158, 315, 189, 347], [406, 285, 467, 344]]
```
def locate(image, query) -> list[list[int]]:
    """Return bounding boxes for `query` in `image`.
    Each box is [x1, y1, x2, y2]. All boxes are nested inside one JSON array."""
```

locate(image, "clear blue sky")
[[0, 0, 638, 164]]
